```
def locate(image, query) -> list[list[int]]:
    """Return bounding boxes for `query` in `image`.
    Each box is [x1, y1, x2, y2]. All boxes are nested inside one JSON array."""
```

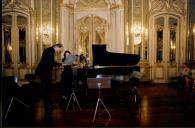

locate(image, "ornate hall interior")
[[1, 0, 195, 127]]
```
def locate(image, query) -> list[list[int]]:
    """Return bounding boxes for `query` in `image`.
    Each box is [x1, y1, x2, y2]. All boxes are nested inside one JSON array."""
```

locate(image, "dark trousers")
[[40, 74, 52, 113], [61, 66, 73, 96]]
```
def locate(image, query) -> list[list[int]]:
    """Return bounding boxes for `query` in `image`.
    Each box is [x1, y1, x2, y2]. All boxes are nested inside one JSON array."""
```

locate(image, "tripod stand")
[[3, 76, 30, 119], [5, 96, 30, 119], [66, 68, 82, 111], [93, 83, 111, 122], [66, 89, 81, 111]]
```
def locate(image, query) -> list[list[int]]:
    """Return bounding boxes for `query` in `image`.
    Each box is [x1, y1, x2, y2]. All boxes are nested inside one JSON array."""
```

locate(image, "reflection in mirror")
[[169, 18, 177, 62], [79, 30, 89, 55], [133, 25, 142, 55], [156, 17, 164, 62], [3, 26, 12, 64], [95, 26, 106, 44], [144, 46, 148, 59], [19, 27, 26, 63], [18, 16, 27, 64], [134, 44, 141, 55], [2, 15, 12, 64]]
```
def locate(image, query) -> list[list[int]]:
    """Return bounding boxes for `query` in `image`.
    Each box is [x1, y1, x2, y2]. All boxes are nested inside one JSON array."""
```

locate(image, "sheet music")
[[63, 54, 77, 65]]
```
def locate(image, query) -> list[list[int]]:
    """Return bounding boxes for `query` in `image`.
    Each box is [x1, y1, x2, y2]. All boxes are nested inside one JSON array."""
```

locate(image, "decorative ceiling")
[[64, 0, 123, 9]]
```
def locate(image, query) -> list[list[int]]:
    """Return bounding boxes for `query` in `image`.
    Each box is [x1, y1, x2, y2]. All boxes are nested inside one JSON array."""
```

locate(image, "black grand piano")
[[83, 44, 140, 76], [52, 44, 140, 102]]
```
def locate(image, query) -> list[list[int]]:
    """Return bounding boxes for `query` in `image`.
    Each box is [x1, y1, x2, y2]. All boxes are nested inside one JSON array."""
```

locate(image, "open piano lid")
[[92, 44, 140, 66]]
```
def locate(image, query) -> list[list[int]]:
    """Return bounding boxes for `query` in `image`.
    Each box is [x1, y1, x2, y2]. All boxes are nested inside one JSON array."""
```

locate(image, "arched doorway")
[[76, 16, 108, 57], [60, 0, 125, 64]]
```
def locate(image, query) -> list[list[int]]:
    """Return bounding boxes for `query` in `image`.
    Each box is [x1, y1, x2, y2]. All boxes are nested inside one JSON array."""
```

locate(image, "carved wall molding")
[[2, 0, 33, 14], [62, 0, 123, 9], [149, 0, 186, 16]]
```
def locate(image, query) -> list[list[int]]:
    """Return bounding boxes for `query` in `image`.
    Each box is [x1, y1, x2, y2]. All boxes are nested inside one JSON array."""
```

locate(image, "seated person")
[[178, 63, 194, 91], [60, 51, 80, 99], [62, 50, 71, 62]]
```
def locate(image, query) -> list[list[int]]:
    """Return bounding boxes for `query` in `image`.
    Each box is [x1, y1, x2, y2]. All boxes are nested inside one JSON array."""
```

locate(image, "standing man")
[[35, 43, 63, 117]]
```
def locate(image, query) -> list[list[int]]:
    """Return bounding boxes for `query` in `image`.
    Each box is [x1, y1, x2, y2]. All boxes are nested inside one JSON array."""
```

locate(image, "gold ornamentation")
[[149, 0, 185, 15]]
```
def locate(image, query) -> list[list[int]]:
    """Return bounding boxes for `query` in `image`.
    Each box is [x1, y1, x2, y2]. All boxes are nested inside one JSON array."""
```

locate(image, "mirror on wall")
[[79, 29, 89, 55], [2, 15, 12, 64], [18, 27, 26, 63], [3, 26, 12, 64], [156, 17, 164, 62], [76, 16, 107, 56], [169, 17, 177, 62], [17, 16, 27, 64], [133, 24, 142, 55]]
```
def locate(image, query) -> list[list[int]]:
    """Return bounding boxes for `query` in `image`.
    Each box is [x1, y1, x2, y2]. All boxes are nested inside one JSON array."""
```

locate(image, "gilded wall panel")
[[76, 0, 108, 9], [42, 0, 51, 22], [20, 0, 31, 7]]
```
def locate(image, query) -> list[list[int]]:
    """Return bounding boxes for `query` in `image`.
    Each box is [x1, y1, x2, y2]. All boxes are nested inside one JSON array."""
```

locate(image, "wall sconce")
[[126, 23, 129, 45], [193, 24, 195, 35], [41, 25, 52, 36], [170, 40, 176, 50], [40, 24, 52, 44], [132, 26, 142, 45], [7, 44, 12, 51]]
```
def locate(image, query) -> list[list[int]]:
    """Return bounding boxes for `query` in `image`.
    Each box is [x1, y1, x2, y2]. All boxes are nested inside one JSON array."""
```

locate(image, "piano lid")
[[92, 44, 140, 66]]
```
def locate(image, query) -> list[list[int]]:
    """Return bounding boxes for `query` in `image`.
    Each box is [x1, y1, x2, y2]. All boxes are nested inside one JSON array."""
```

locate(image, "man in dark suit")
[[35, 43, 63, 117]]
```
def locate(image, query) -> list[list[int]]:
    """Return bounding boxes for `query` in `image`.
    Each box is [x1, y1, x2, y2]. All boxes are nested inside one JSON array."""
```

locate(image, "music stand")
[[87, 76, 111, 122], [66, 68, 82, 112]]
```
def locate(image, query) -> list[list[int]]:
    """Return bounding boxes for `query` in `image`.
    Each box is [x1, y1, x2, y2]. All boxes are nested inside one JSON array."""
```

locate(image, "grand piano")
[[82, 44, 140, 76]]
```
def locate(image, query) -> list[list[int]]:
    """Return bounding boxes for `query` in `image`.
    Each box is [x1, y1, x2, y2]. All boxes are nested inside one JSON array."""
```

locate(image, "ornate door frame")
[[149, 14, 182, 83], [2, 0, 33, 79], [148, 0, 187, 83], [60, 0, 125, 65]]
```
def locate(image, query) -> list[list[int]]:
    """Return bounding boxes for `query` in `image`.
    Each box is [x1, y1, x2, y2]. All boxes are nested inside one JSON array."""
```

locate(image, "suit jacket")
[[35, 47, 61, 79]]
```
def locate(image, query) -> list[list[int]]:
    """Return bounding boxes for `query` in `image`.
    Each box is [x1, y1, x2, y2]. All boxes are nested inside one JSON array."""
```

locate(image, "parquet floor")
[[2, 81, 195, 127]]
